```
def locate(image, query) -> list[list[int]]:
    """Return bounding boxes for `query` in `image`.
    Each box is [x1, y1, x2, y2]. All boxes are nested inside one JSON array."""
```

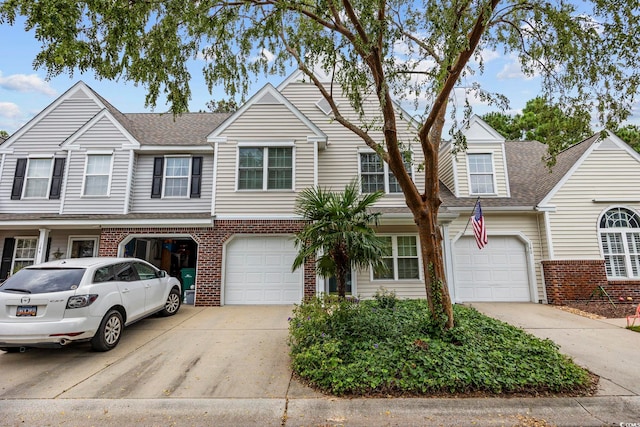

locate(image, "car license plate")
[[16, 306, 37, 317]]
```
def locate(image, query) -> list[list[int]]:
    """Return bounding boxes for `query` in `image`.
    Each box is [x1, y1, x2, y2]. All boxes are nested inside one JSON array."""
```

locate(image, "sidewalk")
[[1, 303, 640, 426]]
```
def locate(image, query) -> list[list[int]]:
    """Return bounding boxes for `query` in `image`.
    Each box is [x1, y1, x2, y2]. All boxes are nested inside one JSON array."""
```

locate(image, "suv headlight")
[[67, 294, 99, 309]]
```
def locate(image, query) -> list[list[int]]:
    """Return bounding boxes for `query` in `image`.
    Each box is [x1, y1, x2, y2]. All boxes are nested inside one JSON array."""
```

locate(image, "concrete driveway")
[[0, 305, 308, 399], [469, 302, 640, 396]]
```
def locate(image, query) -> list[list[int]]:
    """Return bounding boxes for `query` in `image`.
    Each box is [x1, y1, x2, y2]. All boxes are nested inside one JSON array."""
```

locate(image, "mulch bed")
[[560, 300, 638, 319]]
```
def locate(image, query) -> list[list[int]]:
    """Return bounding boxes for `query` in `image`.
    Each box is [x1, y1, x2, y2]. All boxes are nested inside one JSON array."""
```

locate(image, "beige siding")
[[131, 154, 213, 213], [447, 212, 546, 300], [214, 141, 315, 216], [221, 104, 317, 139], [354, 224, 428, 299], [547, 149, 640, 259], [439, 146, 456, 194], [455, 143, 508, 197], [280, 82, 423, 208]]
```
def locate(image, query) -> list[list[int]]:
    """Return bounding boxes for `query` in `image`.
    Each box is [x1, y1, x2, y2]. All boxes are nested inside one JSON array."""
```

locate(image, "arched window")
[[599, 207, 640, 278]]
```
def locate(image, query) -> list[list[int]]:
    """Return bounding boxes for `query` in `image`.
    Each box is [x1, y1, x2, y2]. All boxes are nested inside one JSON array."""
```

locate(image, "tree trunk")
[[334, 244, 349, 298], [415, 207, 454, 329]]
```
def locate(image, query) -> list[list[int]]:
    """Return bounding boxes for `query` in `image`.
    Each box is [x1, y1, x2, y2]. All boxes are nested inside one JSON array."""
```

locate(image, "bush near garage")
[[288, 293, 593, 396]]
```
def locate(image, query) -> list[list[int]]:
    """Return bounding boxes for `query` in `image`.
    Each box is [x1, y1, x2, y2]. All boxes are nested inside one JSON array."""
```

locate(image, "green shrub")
[[288, 297, 592, 396]]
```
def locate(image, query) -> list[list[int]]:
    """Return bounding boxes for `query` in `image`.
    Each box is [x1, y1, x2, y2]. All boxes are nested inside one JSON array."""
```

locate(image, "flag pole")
[[462, 196, 480, 235]]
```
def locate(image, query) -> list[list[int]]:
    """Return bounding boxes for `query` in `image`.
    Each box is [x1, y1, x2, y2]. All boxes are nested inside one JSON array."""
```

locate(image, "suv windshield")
[[0, 268, 86, 294]]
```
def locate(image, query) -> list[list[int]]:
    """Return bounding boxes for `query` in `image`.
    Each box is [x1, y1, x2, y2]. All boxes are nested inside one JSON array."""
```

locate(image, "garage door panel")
[[454, 236, 530, 302], [225, 236, 302, 305]]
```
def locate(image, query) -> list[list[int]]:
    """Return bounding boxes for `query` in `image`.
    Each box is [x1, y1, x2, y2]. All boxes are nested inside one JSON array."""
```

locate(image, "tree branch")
[[419, 0, 500, 142]]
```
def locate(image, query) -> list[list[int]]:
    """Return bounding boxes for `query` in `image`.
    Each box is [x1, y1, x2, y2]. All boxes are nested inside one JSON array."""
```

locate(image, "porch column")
[[36, 228, 50, 264]]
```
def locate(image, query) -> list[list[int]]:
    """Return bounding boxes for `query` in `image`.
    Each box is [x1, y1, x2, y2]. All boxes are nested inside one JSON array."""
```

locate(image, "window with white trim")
[[83, 154, 112, 196], [373, 235, 420, 280], [599, 207, 640, 278], [164, 157, 190, 197], [238, 147, 293, 190], [359, 153, 412, 194], [12, 237, 38, 274], [24, 159, 52, 198], [70, 237, 98, 258], [468, 153, 495, 194]]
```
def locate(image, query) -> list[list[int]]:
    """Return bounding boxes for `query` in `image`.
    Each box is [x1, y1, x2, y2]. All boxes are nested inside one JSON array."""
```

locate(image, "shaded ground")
[[560, 300, 637, 319]]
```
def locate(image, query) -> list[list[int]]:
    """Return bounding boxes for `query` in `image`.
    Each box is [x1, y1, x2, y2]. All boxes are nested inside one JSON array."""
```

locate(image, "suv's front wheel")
[[91, 309, 123, 352], [159, 288, 181, 317]]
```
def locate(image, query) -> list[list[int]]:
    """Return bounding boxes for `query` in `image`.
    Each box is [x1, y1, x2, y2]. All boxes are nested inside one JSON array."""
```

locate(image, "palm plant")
[[292, 180, 388, 298]]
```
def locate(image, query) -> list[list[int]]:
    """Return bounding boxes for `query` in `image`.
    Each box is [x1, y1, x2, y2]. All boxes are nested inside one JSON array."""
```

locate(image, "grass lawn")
[[288, 293, 594, 397]]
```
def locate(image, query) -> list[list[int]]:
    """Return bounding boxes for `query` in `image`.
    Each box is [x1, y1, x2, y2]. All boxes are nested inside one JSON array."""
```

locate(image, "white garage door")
[[454, 236, 530, 302], [224, 236, 302, 305]]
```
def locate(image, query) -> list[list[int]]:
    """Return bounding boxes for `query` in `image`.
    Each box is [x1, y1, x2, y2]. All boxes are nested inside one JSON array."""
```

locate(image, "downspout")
[[211, 141, 220, 216]]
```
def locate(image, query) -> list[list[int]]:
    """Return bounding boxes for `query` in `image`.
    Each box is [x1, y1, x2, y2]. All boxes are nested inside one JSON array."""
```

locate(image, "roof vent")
[[316, 98, 333, 115]]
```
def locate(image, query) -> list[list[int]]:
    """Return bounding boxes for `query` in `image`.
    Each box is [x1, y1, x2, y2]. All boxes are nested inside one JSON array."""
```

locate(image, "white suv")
[[0, 257, 182, 352]]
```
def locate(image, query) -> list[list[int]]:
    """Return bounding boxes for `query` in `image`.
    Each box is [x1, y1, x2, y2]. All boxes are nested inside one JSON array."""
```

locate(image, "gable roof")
[[440, 134, 601, 210], [85, 83, 230, 146], [126, 112, 230, 146], [207, 83, 328, 146], [0, 81, 105, 152]]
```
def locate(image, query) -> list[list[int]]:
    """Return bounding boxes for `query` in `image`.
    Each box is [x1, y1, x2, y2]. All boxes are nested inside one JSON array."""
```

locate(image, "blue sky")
[[0, 14, 637, 136]]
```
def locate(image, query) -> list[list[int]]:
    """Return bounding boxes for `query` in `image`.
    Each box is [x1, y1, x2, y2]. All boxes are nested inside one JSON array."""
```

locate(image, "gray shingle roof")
[[86, 83, 231, 146], [125, 112, 231, 146], [440, 135, 600, 210]]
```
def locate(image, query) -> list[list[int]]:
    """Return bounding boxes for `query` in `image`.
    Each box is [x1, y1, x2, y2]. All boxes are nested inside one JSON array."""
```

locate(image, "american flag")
[[472, 201, 488, 249]]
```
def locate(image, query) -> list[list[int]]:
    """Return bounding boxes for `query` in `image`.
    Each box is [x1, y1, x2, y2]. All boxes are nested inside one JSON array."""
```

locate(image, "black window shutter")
[[49, 158, 65, 200], [151, 157, 164, 198], [11, 159, 27, 200], [0, 238, 15, 281], [190, 156, 203, 198]]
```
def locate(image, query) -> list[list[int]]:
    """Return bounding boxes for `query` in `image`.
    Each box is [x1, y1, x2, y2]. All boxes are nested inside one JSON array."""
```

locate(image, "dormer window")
[[468, 153, 495, 195]]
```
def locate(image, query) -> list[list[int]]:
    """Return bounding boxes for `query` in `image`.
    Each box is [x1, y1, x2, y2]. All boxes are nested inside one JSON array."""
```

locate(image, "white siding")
[[131, 154, 214, 213], [61, 117, 130, 214], [547, 148, 640, 259], [0, 93, 103, 213]]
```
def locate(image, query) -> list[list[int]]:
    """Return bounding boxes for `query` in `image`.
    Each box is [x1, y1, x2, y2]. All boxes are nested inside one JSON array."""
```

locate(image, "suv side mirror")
[[158, 270, 168, 278]]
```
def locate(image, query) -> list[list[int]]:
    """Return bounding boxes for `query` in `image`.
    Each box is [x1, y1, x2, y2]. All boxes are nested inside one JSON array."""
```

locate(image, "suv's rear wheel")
[[160, 288, 181, 316], [91, 309, 123, 352]]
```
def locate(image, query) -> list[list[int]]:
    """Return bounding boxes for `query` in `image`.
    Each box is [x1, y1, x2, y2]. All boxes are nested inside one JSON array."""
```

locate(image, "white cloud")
[[496, 55, 537, 81], [0, 102, 22, 119], [0, 72, 57, 96], [0, 102, 27, 134]]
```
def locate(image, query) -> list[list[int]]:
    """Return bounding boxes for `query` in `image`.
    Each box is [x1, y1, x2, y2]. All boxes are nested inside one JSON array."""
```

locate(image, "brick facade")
[[542, 259, 640, 304], [98, 220, 316, 306]]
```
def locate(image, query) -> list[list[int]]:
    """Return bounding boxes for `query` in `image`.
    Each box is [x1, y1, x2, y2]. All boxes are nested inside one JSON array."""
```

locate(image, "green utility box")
[[180, 268, 195, 293]]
